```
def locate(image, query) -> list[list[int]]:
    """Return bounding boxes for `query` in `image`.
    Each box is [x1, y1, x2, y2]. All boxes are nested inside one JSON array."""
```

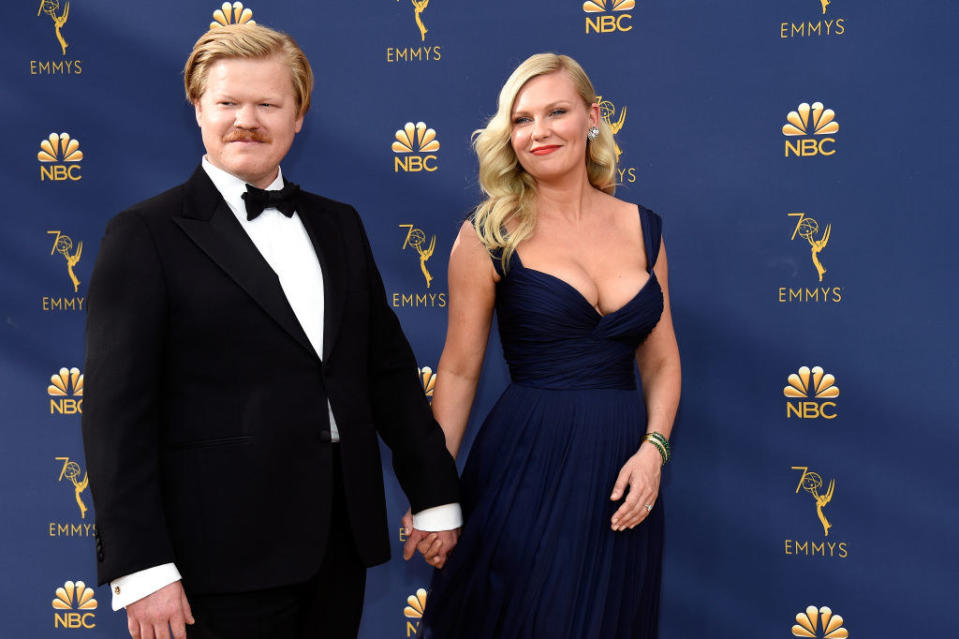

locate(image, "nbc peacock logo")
[[783, 102, 839, 158], [392, 122, 440, 173], [209, 2, 255, 29], [38, 132, 83, 182], [583, 0, 634, 34], [52, 580, 97, 629], [403, 588, 428, 635], [418, 367, 436, 401], [49, 366, 83, 415], [791, 605, 848, 638], [784, 365, 838, 420]]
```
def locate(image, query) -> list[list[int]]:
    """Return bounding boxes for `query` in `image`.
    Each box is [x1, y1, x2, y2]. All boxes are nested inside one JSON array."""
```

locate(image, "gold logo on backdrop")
[[783, 102, 839, 157], [38, 133, 83, 181], [53, 580, 97, 629], [597, 96, 627, 163], [48, 231, 83, 292], [49, 367, 83, 415], [595, 97, 637, 183], [784, 366, 838, 419], [399, 225, 436, 287], [781, 3, 845, 39], [792, 606, 848, 638], [788, 213, 830, 282], [387, 1, 441, 63], [37, 1, 70, 55], [418, 367, 436, 401], [792, 466, 834, 536], [210, 2, 255, 29], [49, 367, 83, 397], [778, 213, 841, 304], [56, 457, 89, 519], [393, 122, 440, 173], [404, 588, 428, 635], [397, 0, 431, 42], [583, 0, 634, 34]]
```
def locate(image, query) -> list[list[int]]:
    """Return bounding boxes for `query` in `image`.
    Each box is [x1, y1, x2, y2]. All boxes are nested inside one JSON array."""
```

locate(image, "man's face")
[[194, 55, 304, 188]]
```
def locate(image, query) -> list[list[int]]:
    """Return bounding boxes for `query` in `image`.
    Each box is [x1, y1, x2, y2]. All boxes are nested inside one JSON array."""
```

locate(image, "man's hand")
[[125, 580, 194, 639], [401, 509, 460, 569]]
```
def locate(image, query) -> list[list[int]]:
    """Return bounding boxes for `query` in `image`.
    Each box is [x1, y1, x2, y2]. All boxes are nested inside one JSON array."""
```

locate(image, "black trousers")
[[185, 447, 366, 639]]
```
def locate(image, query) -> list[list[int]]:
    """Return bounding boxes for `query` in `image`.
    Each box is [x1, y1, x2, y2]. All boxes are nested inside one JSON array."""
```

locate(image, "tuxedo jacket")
[[81, 166, 459, 594]]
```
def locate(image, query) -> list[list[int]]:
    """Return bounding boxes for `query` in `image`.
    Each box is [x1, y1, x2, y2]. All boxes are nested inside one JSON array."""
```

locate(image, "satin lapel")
[[297, 202, 346, 361], [172, 169, 318, 359]]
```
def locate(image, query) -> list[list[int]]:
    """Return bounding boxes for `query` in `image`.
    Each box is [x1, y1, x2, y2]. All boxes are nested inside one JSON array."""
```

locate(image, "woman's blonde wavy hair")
[[472, 53, 618, 270]]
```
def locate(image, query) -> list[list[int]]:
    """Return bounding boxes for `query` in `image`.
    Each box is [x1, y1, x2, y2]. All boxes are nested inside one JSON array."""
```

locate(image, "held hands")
[[610, 444, 663, 531], [125, 580, 194, 639], [401, 509, 460, 569]]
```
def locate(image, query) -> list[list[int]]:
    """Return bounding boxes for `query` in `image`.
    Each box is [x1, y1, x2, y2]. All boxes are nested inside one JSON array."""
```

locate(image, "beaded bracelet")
[[643, 432, 671, 465]]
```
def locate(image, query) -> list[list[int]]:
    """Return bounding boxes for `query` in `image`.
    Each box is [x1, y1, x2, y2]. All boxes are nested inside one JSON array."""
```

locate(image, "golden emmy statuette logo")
[[792, 466, 834, 536], [56, 457, 89, 519], [37, 1, 70, 55], [783, 102, 839, 157], [210, 2, 255, 29], [583, 0, 634, 34], [418, 366, 437, 401], [597, 96, 627, 163], [792, 605, 848, 638], [780, 2, 845, 39], [784, 365, 838, 419], [399, 224, 437, 287], [788, 213, 830, 282], [49, 367, 83, 415], [393, 122, 440, 173], [396, 0, 430, 42], [48, 231, 83, 293], [386, 1, 441, 63], [52, 580, 97, 629], [404, 588, 428, 635], [38, 133, 83, 182], [778, 213, 841, 304]]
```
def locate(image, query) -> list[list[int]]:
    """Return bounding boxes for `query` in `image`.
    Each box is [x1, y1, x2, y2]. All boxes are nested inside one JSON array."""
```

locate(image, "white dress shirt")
[[110, 159, 461, 609]]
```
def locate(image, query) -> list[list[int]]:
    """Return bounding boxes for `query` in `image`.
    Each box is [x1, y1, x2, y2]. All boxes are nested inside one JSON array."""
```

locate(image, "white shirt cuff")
[[110, 563, 182, 610], [412, 503, 463, 531]]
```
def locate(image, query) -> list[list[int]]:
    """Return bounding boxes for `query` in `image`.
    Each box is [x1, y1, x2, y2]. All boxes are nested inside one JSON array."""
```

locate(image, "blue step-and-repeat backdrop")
[[1, 1, 957, 637]]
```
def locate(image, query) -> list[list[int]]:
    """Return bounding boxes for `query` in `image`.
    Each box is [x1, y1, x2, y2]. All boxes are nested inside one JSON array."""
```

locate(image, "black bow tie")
[[242, 181, 301, 221]]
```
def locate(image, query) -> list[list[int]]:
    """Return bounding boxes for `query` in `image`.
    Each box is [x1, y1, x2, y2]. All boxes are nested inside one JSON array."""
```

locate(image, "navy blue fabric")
[[422, 207, 665, 638]]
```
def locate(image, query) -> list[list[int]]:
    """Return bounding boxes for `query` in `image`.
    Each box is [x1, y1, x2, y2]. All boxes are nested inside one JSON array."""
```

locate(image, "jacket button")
[[319, 430, 332, 443]]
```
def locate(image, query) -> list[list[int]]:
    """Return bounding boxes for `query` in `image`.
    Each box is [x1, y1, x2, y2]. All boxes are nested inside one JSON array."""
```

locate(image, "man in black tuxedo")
[[81, 24, 461, 639]]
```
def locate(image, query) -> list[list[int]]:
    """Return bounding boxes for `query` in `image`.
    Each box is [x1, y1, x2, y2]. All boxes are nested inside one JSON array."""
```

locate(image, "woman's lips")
[[530, 145, 561, 155]]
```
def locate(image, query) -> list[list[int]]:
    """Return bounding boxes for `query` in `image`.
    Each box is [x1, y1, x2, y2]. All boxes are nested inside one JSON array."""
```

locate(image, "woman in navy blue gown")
[[408, 53, 681, 638]]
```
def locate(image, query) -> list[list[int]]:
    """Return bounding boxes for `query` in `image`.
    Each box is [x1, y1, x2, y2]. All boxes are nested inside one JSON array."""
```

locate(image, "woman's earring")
[[587, 126, 600, 141]]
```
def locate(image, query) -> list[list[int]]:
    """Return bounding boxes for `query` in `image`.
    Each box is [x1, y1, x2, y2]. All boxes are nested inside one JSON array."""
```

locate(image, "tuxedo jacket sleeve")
[[82, 169, 460, 592]]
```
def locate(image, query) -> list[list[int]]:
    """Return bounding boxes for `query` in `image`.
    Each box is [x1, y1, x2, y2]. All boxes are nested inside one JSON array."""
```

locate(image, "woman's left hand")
[[609, 444, 662, 531]]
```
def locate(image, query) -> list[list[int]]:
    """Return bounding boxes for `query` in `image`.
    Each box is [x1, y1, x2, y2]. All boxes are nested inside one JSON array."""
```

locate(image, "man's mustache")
[[223, 129, 271, 143]]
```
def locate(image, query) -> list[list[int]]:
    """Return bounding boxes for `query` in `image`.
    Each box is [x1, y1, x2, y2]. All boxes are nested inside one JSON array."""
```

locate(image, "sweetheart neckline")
[[513, 252, 658, 320]]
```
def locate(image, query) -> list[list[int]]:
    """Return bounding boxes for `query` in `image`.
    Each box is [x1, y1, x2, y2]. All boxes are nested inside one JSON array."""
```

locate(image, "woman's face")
[[509, 71, 598, 184]]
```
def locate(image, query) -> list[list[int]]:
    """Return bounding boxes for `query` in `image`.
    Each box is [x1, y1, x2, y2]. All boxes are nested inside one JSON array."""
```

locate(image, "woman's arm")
[[610, 238, 682, 531], [431, 220, 499, 459], [636, 238, 681, 442]]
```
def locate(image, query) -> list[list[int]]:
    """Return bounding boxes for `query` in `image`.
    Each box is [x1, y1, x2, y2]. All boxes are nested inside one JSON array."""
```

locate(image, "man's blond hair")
[[184, 24, 313, 117]]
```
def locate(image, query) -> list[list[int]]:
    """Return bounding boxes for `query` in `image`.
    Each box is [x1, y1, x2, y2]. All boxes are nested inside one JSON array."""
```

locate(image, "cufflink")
[[114, 586, 120, 595]]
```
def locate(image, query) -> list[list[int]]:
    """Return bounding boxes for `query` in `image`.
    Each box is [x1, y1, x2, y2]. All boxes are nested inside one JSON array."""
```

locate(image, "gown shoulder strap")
[[637, 204, 663, 271]]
